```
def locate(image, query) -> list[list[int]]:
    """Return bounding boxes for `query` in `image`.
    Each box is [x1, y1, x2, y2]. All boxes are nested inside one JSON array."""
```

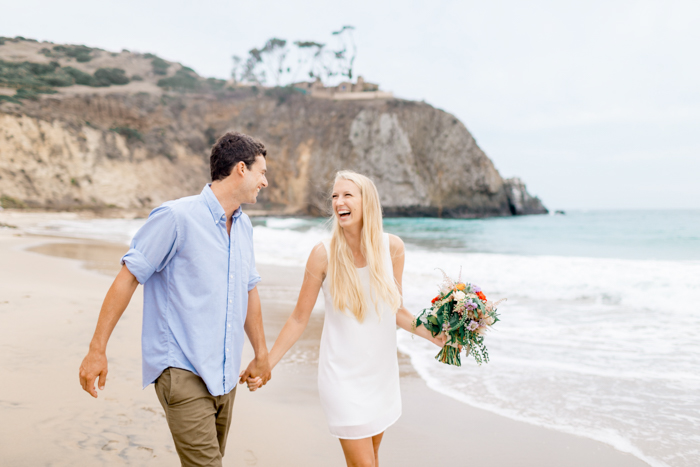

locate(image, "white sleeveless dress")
[[318, 233, 402, 439]]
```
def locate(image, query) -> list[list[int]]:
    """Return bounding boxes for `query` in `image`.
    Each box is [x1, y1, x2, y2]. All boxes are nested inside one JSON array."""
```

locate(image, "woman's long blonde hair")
[[328, 171, 402, 322]]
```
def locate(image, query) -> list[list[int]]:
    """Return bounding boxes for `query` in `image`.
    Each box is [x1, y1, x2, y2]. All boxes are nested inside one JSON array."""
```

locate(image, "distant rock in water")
[[0, 39, 547, 218], [503, 178, 548, 215]]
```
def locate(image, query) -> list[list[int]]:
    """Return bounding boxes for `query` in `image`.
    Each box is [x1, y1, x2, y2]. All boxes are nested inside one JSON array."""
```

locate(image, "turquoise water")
[[381, 210, 700, 261]]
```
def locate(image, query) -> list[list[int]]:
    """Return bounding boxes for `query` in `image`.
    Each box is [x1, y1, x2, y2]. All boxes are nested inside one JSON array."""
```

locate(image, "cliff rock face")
[[0, 92, 547, 217]]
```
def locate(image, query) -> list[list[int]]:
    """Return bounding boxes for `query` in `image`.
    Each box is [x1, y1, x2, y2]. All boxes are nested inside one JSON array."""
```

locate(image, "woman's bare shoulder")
[[307, 241, 329, 274], [388, 233, 405, 254]]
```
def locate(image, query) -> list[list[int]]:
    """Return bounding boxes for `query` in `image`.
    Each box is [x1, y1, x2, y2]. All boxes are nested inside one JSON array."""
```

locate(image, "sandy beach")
[[0, 211, 650, 466]]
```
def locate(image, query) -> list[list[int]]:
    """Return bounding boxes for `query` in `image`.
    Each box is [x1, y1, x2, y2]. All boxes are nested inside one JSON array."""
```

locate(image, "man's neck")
[[210, 181, 242, 219]]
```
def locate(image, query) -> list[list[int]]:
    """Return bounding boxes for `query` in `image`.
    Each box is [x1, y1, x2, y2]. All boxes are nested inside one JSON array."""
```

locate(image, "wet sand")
[[0, 214, 650, 466]]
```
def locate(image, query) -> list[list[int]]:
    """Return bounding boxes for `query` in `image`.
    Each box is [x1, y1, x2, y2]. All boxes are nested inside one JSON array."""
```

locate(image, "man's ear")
[[236, 161, 246, 176]]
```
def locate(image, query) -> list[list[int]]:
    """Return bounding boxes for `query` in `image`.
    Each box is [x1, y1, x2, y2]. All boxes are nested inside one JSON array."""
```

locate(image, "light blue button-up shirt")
[[121, 184, 260, 396]]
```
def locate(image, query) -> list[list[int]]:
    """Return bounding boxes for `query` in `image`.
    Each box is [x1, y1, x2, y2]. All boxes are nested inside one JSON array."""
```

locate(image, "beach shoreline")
[[0, 211, 650, 466]]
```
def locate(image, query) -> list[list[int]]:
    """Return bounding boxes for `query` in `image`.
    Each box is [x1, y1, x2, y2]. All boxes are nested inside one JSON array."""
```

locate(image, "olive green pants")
[[155, 368, 236, 467]]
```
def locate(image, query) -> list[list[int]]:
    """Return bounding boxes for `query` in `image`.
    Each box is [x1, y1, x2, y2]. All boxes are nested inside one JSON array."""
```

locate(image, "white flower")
[[453, 291, 466, 301], [466, 293, 478, 299]]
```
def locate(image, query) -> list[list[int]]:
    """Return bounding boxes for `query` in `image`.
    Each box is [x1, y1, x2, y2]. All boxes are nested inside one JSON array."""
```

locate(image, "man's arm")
[[78, 264, 139, 398], [241, 286, 271, 385]]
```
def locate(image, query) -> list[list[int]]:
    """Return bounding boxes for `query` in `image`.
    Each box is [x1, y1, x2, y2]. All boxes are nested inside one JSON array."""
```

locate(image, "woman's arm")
[[390, 234, 446, 347], [240, 242, 327, 389]]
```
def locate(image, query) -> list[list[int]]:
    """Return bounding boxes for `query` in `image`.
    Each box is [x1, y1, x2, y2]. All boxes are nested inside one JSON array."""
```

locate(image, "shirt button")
[[230, 275, 233, 279], [226, 348, 229, 352], [227, 324, 231, 328], [229, 300, 232, 303]]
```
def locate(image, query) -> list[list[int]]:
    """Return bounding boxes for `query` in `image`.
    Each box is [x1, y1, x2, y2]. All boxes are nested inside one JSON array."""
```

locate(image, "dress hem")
[[328, 410, 402, 440]]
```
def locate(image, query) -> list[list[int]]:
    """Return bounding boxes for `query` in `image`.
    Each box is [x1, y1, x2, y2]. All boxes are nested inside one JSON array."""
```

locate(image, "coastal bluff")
[[0, 38, 546, 217]]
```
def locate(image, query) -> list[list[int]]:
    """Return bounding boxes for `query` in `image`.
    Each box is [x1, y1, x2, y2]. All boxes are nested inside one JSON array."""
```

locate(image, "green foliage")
[[14, 88, 41, 100], [0, 37, 5, 46], [0, 59, 70, 94], [157, 69, 199, 91], [41, 44, 95, 62], [0, 95, 20, 104], [93, 67, 130, 86], [0, 59, 133, 98], [63, 66, 97, 86], [151, 56, 170, 75], [131, 74, 144, 81], [110, 126, 143, 142], [0, 195, 26, 209]]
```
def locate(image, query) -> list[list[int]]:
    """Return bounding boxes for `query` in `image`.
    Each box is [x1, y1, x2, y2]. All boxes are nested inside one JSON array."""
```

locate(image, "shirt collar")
[[202, 184, 242, 224]]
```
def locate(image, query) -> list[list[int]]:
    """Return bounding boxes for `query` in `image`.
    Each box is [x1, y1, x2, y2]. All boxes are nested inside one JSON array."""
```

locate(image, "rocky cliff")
[[0, 38, 546, 217]]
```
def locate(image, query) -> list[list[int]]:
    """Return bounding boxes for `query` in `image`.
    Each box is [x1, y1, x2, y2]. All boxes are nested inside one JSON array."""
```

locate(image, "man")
[[79, 132, 272, 466]]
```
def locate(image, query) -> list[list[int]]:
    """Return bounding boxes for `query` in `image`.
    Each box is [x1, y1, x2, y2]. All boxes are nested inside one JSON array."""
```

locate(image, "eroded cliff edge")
[[0, 92, 547, 217]]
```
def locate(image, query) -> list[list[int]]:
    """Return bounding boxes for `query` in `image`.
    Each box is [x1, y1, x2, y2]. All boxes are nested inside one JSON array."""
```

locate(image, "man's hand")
[[239, 356, 271, 391], [78, 265, 138, 398], [79, 349, 108, 398]]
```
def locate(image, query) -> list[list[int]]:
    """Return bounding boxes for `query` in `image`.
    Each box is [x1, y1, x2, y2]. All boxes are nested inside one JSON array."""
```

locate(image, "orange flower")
[[476, 291, 487, 301], [455, 283, 466, 291], [431, 295, 441, 304]]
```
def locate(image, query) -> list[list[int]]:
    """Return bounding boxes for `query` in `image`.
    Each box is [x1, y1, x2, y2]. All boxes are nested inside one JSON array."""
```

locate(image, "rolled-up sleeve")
[[121, 205, 178, 284]]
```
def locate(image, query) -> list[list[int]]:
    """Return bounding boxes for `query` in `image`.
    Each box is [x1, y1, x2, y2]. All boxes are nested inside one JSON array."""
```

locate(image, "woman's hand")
[[431, 332, 448, 348], [245, 376, 263, 391], [430, 332, 463, 351]]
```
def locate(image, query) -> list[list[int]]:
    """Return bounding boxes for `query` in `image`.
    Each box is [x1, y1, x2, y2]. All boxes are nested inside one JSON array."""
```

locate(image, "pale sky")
[[2, 0, 699, 210]]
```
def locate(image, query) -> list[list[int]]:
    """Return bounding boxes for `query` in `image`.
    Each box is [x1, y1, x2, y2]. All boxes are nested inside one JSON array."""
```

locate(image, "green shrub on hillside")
[[0, 37, 5, 46], [0, 59, 134, 102], [151, 56, 170, 75], [93, 68, 130, 86], [157, 69, 199, 91], [0, 195, 27, 209], [40, 44, 95, 62], [0, 59, 64, 91], [51, 44, 94, 62], [63, 66, 97, 86], [131, 74, 143, 81], [0, 95, 20, 104]]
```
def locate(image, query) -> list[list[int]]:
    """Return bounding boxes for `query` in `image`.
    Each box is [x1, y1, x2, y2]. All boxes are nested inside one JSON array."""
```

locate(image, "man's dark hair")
[[210, 132, 267, 181]]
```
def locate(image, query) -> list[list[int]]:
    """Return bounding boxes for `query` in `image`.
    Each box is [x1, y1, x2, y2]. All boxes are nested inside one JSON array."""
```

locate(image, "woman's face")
[[332, 179, 363, 229]]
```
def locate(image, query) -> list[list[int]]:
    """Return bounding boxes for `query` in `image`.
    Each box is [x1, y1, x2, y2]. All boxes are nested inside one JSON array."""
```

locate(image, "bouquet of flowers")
[[416, 270, 504, 366]]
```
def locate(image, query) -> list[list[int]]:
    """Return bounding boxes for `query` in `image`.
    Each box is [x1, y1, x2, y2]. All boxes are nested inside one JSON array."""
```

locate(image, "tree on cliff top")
[[330, 25, 357, 80], [231, 26, 358, 87]]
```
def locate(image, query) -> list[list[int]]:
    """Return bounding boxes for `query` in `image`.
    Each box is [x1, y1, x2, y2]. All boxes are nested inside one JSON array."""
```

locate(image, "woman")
[[245, 171, 445, 466]]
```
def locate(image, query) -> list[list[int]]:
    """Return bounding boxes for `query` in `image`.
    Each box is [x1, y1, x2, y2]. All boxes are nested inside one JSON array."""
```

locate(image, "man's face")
[[243, 155, 268, 204]]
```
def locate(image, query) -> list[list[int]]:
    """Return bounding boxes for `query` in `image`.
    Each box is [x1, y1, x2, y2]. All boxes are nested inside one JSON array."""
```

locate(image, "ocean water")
[[28, 210, 700, 467]]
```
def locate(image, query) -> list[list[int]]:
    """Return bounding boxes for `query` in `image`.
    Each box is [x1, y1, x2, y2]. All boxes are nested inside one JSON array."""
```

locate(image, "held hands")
[[79, 349, 108, 398], [238, 355, 272, 392]]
